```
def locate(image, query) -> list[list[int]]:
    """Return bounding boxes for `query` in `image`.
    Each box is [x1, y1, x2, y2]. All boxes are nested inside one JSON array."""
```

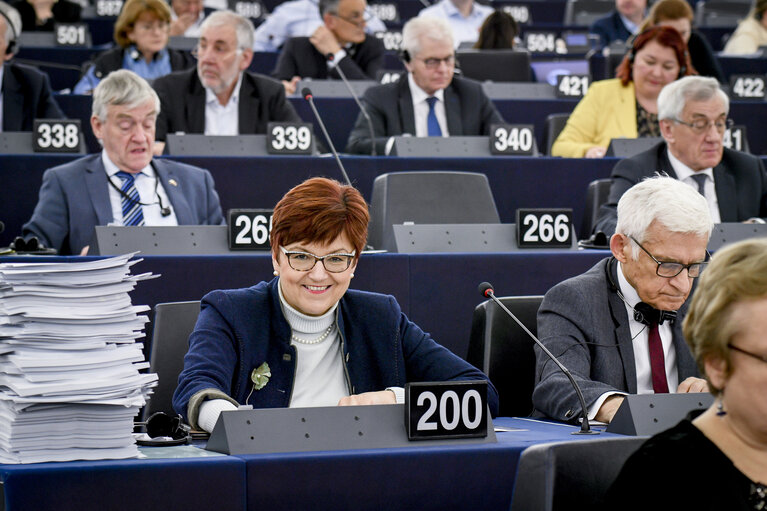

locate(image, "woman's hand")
[[338, 390, 396, 406], [585, 146, 607, 158]]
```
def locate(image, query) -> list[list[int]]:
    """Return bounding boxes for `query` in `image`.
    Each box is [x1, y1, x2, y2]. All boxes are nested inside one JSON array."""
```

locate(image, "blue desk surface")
[[0, 416, 617, 511]]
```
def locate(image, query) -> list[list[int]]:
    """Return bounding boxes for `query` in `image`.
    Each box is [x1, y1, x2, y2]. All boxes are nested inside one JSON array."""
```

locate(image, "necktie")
[[690, 173, 707, 197], [648, 322, 669, 393], [116, 171, 145, 226], [426, 96, 442, 137]]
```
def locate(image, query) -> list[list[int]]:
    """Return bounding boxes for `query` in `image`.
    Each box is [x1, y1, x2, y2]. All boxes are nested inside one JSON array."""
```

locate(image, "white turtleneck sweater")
[[197, 279, 350, 432]]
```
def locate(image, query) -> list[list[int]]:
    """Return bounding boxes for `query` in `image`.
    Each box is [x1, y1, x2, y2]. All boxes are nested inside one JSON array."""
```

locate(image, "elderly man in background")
[[595, 76, 767, 236], [534, 176, 712, 424], [272, 0, 385, 95], [590, 0, 647, 47], [22, 70, 224, 255], [345, 16, 503, 155], [152, 10, 300, 153]]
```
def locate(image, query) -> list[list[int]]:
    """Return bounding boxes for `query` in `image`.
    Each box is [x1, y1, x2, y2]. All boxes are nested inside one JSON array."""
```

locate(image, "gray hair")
[[0, 1, 21, 46], [402, 16, 454, 57], [201, 10, 254, 50], [657, 76, 729, 121], [318, 0, 341, 16], [91, 69, 160, 122], [615, 175, 713, 260]]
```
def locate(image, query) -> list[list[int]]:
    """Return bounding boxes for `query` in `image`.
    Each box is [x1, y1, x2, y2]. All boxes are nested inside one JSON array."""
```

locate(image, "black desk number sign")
[[228, 209, 273, 250], [267, 122, 314, 155], [490, 124, 535, 155], [516, 208, 573, 248], [405, 381, 488, 440], [33, 119, 81, 153], [730, 75, 766, 101]]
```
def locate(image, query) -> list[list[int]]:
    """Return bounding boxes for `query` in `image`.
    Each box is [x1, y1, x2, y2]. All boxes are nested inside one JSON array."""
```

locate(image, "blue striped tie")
[[116, 171, 145, 226], [426, 96, 442, 137]]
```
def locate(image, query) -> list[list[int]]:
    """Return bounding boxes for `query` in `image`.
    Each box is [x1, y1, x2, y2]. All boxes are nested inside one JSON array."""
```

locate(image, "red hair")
[[615, 26, 694, 86], [270, 177, 369, 259]]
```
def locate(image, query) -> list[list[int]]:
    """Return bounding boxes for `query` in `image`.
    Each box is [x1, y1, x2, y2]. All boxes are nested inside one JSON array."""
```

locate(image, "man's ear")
[[610, 233, 630, 263], [659, 119, 675, 143]]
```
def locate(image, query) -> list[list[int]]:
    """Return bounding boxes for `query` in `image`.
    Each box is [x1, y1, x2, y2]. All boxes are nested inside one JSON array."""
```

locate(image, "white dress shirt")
[[204, 72, 243, 135], [408, 73, 448, 137], [102, 150, 179, 226], [170, 9, 205, 38], [418, 0, 493, 47], [667, 148, 721, 223], [588, 261, 680, 419]]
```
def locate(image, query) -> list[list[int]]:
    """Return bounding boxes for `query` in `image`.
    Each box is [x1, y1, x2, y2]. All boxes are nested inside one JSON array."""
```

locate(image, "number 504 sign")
[[228, 209, 273, 250]]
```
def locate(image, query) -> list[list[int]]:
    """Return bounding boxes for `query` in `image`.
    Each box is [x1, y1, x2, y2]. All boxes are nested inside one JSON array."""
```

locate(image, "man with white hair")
[[595, 76, 767, 236], [152, 10, 300, 152], [534, 176, 711, 424], [22, 70, 224, 255], [0, 1, 63, 130], [345, 16, 502, 155]]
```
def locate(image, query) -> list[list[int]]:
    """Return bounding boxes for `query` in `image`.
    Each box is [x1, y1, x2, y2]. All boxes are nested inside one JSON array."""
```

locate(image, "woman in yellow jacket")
[[552, 26, 694, 158]]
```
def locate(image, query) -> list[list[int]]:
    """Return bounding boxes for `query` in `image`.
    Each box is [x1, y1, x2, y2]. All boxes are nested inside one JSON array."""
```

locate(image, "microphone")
[[302, 87, 353, 187], [326, 52, 376, 156], [478, 282, 599, 435]]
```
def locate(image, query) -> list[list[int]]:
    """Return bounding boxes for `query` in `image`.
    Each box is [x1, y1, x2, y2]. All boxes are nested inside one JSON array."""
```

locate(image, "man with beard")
[[152, 10, 300, 154]]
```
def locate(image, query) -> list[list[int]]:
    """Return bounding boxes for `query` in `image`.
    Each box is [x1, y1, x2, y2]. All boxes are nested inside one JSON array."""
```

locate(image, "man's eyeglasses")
[[728, 344, 767, 364], [672, 117, 733, 135], [416, 55, 455, 70], [330, 11, 371, 27], [191, 44, 243, 59], [279, 246, 356, 273], [629, 236, 708, 278]]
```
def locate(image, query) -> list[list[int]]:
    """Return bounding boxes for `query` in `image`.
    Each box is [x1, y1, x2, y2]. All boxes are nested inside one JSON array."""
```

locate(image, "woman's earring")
[[273, 270, 279, 276], [716, 398, 727, 417], [350, 273, 355, 278]]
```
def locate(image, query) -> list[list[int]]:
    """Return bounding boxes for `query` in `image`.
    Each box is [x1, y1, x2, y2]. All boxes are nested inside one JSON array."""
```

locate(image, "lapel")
[[153, 159, 192, 224], [656, 144, 679, 178], [671, 303, 698, 379], [84, 155, 115, 225], [605, 258, 638, 393], [398, 79, 416, 135], [237, 73, 261, 135], [187, 71, 206, 133], [615, 81, 637, 137], [444, 81, 462, 135], [713, 160, 737, 221], [2, 65, 23, 131]]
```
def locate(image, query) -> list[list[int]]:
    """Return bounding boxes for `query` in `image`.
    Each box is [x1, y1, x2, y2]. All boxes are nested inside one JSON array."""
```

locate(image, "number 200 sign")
[[405, 381, 488, 440], [516, 208, 573, 248], [228, 209, 273, 250]]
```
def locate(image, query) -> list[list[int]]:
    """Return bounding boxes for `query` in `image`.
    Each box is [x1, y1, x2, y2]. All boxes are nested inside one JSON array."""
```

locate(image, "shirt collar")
[[616, 260, 642, 309], [205, 71, 244, 107], [441, 0, 481, 19], [666, 147, 714, 182], [407, 72, 445, 104], [101, 149, 153, 179], [619, 12, 641, 34]]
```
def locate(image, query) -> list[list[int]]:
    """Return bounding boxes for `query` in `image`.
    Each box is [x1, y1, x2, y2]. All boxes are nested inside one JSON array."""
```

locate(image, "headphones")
[[107, 163, 172, 218], [135, 412, 191, 446], [0, 2, 18, 55], [606, 256, 677, 326], [399, 49, 410, 63]]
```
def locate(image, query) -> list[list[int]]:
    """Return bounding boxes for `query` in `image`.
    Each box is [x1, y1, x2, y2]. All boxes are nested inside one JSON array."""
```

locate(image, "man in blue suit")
[[22, 70, 224, 255], [590, 0, 646, 48], [533, 176, 710, 424]]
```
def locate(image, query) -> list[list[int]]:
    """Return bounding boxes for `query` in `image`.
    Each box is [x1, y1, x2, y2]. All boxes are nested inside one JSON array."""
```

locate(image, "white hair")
[[615, 175, 713, 260], [201, 10, 254, 50], [657, 76, 729, 121], [402, 16, 454, 57], [92, 69, 160, 121], [0, 1, 21, 46]]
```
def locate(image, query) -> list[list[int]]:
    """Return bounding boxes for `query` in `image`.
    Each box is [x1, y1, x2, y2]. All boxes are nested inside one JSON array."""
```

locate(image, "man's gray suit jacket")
[[22, 154, 225, 255], [532, 257, 700, 422]]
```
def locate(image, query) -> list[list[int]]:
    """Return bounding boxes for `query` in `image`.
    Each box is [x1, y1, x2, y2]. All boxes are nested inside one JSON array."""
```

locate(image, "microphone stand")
[[327, 52, 376, 156], [302, 87, 353, 186]]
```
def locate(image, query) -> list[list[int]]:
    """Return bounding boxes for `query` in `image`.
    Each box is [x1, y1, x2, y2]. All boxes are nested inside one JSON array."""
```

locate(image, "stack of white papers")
[[0, 253, 158, 463]]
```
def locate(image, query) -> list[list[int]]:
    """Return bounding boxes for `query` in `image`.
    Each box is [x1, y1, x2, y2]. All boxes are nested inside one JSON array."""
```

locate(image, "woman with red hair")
[[552, 26, 694, 158], [173, 177, 499, 432]]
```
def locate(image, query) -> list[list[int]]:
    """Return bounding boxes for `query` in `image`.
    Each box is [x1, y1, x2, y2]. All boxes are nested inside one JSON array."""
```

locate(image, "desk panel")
[[0, 154, 617, 248], [0, 454, 246, 511]]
